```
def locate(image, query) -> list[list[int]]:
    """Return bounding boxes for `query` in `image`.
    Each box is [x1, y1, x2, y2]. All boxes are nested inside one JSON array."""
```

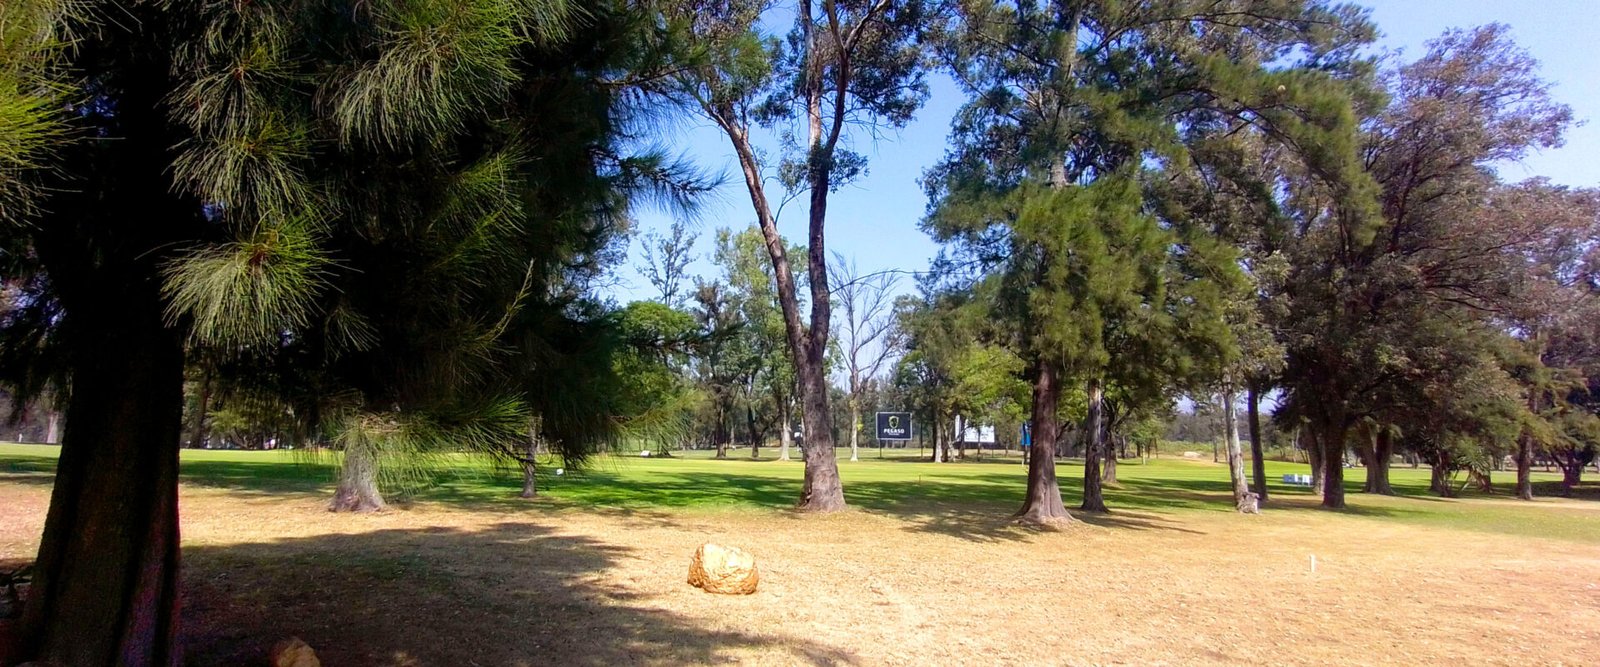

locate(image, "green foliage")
[[0, 0, 80, 224], [611, 300, 701, 449], [164, 219, 331, 349]]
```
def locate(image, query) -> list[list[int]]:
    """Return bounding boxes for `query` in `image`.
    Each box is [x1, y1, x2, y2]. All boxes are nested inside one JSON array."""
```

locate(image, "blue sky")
[[605, 0, 1600, 305]]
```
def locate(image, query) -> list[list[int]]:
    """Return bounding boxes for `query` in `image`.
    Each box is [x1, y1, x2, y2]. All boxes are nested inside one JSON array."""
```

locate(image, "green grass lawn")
[[3, 441, 1596, 543]]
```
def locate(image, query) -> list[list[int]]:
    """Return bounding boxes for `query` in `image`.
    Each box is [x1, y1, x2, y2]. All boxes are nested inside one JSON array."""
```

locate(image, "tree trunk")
[[329, 438, 386, 512], [45, 410, 62, 445], [1433, 454, 1459, 495], [1223, 387, 1259, 513], [1015, 362, 1071, 526], [796, 362, 845, 511], [1101, 424, 1118, 485], [747, 404, 761, 459], [1320, 423, 1347, 509], [779, 401, 792, 461], [1515, 432, 1535, 500], [1558, 456, 1583, 497], [932, 413, 945, 462], [1307, 429, 1325, 497], [1080, 378, 1108, 513], [1247, 383, 1267, 504], [708, 45, 844, 511], [188, 367, 212, 448], [957, 419, 967, 460], [520, 425, 538, 498], [20, 295, 186, 666], [849, 398, 860, 461], [715, 408, 728, 459], [1364, 429, 1395, 495]]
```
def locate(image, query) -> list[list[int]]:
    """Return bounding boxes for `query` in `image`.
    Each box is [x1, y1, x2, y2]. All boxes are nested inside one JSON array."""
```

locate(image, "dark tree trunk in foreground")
[[1080, 378, 1108, 513], [1515, 432, 1535, 500], [1247, 384, 1267, 504], [1320, 424, 1347, 509], [20, 26, 197, 661], [20, 292, 186, 666], [1015, 362, 1071, 526], [1363, 429, 1395, 495], [329, 442, 386, 512]]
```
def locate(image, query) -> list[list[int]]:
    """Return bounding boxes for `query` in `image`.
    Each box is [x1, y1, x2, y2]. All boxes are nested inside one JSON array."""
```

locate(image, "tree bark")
[[704, 0, 849, 511], [747, 403, 761, 459], [1515, 432, 1535, 500], [1320, 423, 1347, 509], [779, 401, 792, 461], [849, 398, 860, 461], [20, 293, 186, 666], [329, 438, 386, 512], [1080, 377, 1108, 513], [188, 367, 212, 448], [45, 410, 62, 445], [18, 31, 199, 658], [1223, 387, 1259, 513], [1307, 429, 1325, 497], [1015, 362, 1071, 525], [1557, 455, 1584, 497], [520, 425, 538, 499], [1363, 429, 1395, 495], [1101, 424, 1118, 485], [931, 413, 945, 463], [1430, 453, 1455, 497], [1247, 383, 1267, 504], [714, 407, 729, 459], [796, 361, 845, 511]]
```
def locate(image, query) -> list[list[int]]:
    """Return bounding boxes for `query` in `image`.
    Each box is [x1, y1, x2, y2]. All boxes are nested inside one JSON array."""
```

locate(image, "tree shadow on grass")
[[1, 452, 57, 484], [176, 459, 338, 496], [1108, 476, 1432, 519], [1531, 479, 1600, 501], [182, 521, 857, 667]]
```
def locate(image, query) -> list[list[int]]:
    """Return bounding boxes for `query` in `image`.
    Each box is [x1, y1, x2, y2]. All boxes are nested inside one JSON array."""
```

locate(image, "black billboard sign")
[[875, 412, 913, 441]]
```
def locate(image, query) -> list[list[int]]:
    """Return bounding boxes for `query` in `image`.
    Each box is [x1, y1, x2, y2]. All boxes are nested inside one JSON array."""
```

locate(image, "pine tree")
[[924, 0, 1376, 523], [0, 2, 697, 662]]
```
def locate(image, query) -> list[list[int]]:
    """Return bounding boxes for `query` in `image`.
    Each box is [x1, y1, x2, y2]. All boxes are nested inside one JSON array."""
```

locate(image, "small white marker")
[[1310, 554, 1317, 573], [554, 468, 564, 476]]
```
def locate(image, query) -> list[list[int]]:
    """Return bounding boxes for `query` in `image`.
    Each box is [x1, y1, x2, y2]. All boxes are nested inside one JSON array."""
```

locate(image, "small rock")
[[687, 543, 759, 595], [270, 637, 320, 667]]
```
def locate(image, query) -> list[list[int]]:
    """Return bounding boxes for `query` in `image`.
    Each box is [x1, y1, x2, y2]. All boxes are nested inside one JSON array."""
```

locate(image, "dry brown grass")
[[2, 476, 1598, 666]]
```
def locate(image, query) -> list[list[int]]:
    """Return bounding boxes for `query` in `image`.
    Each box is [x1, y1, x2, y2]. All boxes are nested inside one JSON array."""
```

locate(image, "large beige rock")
[[270, 637, 320, 667], [687, 543, 758, 595]]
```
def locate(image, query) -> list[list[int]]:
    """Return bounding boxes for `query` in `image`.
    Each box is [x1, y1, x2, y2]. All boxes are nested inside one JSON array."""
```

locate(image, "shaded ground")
[[2, 446, 1598, 665]]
